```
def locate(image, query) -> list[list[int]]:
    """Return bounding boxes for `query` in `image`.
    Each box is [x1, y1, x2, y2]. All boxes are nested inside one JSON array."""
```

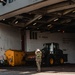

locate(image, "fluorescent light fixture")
[[38, 16, 42, 20], [0, 0, 6, 3], [0, 0, 3, 2], [63, 30, 65, 33], [33, 23, 36, 25], [26, 27, 28, 29], [15, 21, 18, 24], [3, 19, 5, 21], [54, 18, 58, 22], [47, 24, 52, 27], [58, 30, 60, 32]]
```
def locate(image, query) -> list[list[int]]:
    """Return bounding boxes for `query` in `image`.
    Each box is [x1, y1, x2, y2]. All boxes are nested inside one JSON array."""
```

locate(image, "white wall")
[[25, 30, 75, 63], [0, 23, 21, 60]]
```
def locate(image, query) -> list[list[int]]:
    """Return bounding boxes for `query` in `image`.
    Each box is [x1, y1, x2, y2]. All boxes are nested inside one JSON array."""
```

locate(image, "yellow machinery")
[[5, 49, 25, 66]]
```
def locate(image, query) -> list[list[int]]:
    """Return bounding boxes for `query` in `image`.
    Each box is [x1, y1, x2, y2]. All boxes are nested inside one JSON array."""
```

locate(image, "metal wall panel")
[[0, 23, 21, 60], [0, 0, 43, 15], [26, 30, 75, 63]]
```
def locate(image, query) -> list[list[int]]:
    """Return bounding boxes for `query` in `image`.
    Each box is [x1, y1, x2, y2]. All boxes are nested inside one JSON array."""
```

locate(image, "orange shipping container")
[[5, 50, 25, 66]]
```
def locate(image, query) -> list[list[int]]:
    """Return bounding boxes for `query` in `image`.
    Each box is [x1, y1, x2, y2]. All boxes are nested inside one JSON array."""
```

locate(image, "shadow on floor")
[[0, 64, 75, 75]]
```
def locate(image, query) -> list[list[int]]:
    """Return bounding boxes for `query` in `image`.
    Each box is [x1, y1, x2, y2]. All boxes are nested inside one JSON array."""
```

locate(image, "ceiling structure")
[[0, 0, 75, 33]]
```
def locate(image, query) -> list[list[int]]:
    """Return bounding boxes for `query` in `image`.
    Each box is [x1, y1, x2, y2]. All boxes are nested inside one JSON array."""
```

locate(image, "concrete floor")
[[0, 64, 75, 75]]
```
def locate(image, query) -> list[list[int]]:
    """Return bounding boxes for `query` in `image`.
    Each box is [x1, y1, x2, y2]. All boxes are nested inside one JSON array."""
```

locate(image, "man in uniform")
[[35, 49, 42, 72]]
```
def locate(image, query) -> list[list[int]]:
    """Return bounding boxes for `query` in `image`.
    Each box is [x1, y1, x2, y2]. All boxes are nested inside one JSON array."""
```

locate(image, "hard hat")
[[36, 49, 40, 52]]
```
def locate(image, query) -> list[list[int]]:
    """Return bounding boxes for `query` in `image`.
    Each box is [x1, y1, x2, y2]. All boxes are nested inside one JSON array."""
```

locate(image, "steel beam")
[[0, 0, 65, 20], [47, 4, 75, 13]]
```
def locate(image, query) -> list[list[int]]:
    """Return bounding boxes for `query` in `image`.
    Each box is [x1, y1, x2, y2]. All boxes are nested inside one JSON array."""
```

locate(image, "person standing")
[[35, 49, 42, 72]]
